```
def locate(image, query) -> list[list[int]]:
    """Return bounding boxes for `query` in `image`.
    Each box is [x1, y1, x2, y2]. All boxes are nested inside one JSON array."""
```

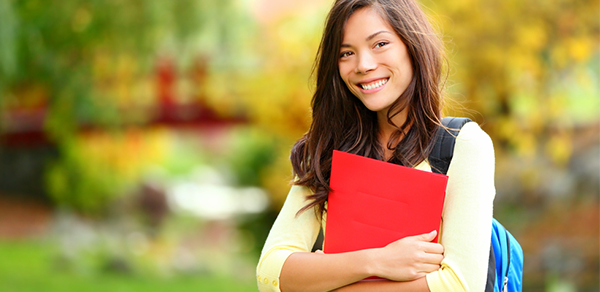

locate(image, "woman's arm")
[[425, 122, 496, 292], [257, 185, 443, 292], [280, 231, 442, 292], [257, 185, 321, 292], [332, 278, 429, 292]]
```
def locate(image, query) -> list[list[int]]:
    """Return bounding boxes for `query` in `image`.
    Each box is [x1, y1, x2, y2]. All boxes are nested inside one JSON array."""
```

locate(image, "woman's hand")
[[370, 230, 444, 281]]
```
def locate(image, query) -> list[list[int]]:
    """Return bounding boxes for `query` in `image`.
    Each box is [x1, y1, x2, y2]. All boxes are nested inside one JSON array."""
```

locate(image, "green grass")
[[0, 240, 257, 292]]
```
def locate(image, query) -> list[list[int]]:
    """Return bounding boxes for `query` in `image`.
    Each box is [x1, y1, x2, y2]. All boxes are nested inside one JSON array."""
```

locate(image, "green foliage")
[[45, 139, 125, 215], [0, 0, 207, 124], [0, 0, 246, 214], [226, 127, 279, 187], [44, 129, 168, 216], [422, 0, 599, 162]]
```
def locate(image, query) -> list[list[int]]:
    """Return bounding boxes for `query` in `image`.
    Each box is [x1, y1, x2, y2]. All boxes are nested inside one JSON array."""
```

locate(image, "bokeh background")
[[0, 0, 598, 291]]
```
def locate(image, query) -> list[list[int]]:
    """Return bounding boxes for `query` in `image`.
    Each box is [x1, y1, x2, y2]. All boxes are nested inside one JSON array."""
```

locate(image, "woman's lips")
[[357, 78, 389, 93]]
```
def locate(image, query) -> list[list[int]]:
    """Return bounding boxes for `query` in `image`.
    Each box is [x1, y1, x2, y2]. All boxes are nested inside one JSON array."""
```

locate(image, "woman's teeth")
[[360, 79, 387, 90]]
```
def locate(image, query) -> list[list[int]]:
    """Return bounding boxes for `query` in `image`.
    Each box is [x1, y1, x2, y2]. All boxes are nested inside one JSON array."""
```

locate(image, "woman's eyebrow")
[[341, 30, 393, 48], [366, 30, 392, 41]]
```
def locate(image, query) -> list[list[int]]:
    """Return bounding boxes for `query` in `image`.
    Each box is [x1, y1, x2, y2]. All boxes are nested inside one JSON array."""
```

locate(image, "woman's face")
[[338, 7, 413, 114]]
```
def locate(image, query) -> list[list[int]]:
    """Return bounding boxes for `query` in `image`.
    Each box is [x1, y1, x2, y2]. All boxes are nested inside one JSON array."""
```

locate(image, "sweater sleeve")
[[256, 185, 321, 292], [426, 122, 496, 292]]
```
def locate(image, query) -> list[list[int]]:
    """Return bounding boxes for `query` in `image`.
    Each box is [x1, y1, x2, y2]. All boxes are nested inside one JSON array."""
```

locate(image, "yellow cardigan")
[[256, 122, 496, 292]]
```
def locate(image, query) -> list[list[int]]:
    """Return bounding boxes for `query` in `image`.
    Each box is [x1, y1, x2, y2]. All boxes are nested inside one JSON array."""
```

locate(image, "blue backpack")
[[429, 117, 523, 292]]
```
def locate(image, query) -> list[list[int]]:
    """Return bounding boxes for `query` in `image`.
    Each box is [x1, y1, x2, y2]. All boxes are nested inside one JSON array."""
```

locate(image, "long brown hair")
[[291, 0, 446, 215]]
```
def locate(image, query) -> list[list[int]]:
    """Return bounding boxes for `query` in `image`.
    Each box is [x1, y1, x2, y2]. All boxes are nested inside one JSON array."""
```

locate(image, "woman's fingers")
[[419, 252, 444, 265], [418, 263, 442, 273], [405, 231, 444, 255], [371, 231, 446, 281], [415, 230, 437, 241], [420, 241, 444, 254]]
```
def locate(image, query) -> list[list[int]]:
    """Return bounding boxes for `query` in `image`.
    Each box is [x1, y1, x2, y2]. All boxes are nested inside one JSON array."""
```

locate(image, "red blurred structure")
[[0, 56, 246, 148]]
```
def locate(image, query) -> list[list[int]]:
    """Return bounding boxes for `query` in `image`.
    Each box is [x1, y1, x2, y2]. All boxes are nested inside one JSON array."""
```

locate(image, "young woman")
[[257, 0, 495, 291]]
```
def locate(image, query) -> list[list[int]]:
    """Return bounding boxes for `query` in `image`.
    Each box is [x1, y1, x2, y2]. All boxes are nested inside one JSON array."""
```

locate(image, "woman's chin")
[[362, 104, 387, 113]]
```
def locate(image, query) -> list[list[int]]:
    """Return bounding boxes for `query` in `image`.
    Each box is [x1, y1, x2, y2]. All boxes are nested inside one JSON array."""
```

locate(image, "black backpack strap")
[[429, 117, 472, 175], [503, 230, 511, 291], [485, 243, 496, 292]]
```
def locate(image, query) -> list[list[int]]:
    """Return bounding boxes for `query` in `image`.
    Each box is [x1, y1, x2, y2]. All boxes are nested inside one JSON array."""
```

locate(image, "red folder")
[[324, 150, 448, 254]]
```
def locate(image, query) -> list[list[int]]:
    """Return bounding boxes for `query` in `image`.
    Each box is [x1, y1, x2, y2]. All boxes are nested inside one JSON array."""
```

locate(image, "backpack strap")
[[429, 117, 472, 175], [428, 117, 498, 292]]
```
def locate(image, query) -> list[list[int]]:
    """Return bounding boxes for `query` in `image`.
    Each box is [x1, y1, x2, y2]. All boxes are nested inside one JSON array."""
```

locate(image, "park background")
[[0, 0, 598, 291]]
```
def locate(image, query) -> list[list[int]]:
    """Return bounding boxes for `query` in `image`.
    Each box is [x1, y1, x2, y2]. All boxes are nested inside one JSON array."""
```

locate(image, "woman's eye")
[[340, 51, 353, 58], [375, 42, 388, 48]]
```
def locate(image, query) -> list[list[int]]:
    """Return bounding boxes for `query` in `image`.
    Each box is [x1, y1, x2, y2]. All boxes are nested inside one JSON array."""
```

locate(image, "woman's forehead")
[[342, 7, 395, 43]]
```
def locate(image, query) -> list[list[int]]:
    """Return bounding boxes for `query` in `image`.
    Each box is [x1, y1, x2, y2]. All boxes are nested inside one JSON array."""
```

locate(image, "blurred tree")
[[45, 129, 168, 214], [228, 2, 330, 206], [421, 0, 599, 204], [0, 0, 251, 215]]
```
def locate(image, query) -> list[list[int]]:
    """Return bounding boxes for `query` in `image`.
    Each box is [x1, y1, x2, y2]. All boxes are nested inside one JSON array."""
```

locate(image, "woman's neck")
[[377, 108, 410, 161]]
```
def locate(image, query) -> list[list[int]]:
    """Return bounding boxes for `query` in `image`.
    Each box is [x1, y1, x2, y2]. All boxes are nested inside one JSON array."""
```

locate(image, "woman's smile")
[[357, 77, 389, 92]]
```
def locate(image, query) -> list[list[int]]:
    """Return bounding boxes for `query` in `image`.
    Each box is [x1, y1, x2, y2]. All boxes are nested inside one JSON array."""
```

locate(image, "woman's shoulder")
[[456, 121, 493, 145], [453, 121, 494, 157], [289, 184, 313, 195], [283, 183, 314, 206]]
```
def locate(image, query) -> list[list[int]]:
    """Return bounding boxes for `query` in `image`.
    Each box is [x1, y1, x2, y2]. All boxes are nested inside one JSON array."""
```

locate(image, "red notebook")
[[323, 150, 448, 254]]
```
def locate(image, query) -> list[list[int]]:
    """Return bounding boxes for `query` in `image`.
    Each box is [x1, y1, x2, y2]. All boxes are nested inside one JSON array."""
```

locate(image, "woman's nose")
[[355, 53, 377, 74]]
